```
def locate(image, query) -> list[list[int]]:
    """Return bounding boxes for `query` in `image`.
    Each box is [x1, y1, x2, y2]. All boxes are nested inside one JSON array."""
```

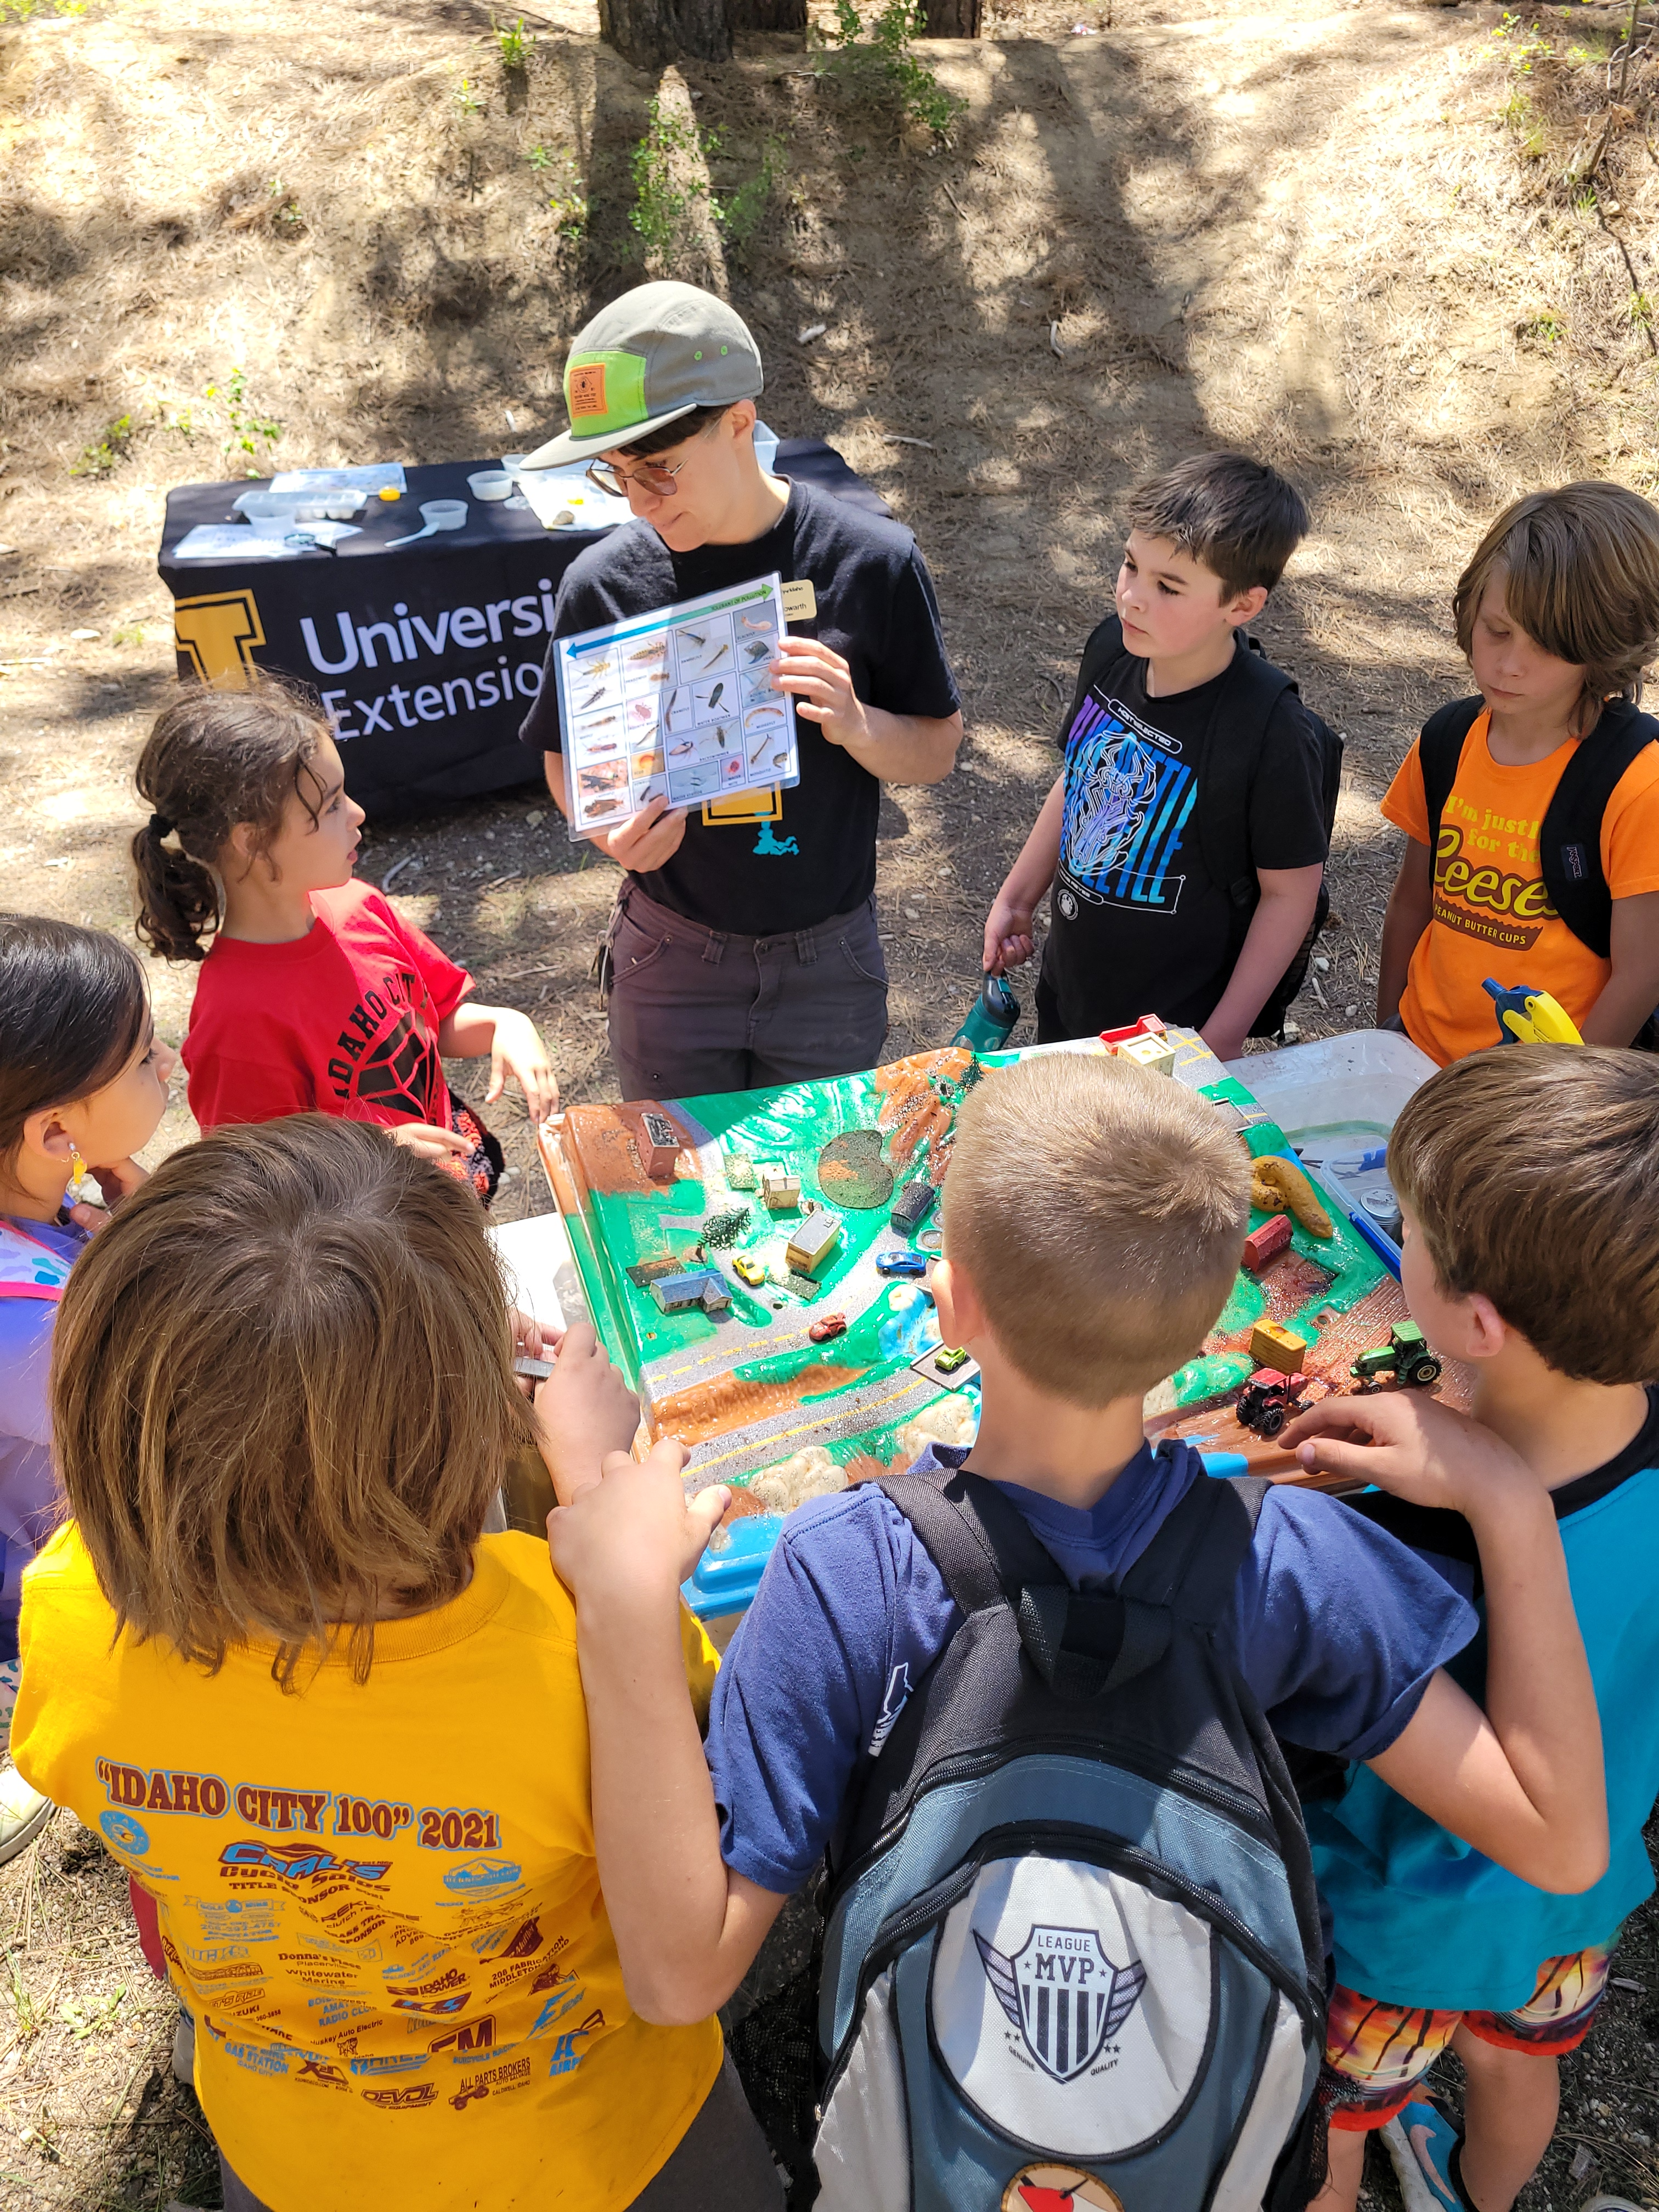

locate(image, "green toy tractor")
[[1350, 1320, 1443, 1392]]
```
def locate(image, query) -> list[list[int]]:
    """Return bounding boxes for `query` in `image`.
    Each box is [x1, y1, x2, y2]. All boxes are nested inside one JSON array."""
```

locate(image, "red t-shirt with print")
[[182, 881, 474, 1132]]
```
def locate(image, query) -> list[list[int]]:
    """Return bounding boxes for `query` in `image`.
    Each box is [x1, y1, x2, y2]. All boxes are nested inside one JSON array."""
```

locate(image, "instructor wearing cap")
[[519, 280, 962, 1102]]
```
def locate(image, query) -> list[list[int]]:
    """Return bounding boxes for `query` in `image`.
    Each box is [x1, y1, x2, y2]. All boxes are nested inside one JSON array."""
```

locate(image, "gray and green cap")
[[521, 281, 765, 471]]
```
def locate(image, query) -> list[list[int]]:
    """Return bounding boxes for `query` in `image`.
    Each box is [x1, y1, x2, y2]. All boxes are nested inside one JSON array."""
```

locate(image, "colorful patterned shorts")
[[1320, 1943, 1613, 2130]]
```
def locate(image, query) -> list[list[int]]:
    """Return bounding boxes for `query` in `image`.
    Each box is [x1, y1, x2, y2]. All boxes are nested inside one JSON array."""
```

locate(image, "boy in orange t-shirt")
[[1378, 482, 1659, 1064]]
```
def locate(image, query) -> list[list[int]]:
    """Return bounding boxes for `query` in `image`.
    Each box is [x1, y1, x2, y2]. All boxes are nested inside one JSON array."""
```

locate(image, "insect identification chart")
[[554, 572, 799, 839]]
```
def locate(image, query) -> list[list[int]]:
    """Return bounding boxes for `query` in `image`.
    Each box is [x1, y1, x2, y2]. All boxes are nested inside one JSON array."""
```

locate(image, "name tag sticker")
[[780, 579, 817, 623]]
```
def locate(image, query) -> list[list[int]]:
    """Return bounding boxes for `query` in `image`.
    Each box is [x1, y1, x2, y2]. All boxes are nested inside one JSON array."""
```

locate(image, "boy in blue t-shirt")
[[541, 1053, 1607, 2197], [1285, 1046, 1659, 2212]]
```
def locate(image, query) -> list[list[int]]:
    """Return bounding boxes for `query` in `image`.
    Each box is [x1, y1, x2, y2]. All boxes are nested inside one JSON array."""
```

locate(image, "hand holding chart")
[[554, 573, 800, 840]]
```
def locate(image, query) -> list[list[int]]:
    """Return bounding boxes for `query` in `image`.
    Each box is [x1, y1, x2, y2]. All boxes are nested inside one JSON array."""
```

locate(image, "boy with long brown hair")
[[12, 1116, 779, 2212], [1378, 481, 1659, 1060]]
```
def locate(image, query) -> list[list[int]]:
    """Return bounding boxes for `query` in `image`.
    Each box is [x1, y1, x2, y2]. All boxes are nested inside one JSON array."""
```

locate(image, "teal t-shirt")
[[1308, 1389, 1659, 2013]]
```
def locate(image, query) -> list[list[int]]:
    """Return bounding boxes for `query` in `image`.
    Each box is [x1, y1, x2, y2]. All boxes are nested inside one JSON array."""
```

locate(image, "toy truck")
[[1235, 1368, 1308, 1440], [1350, 1321, 1443, 1391]]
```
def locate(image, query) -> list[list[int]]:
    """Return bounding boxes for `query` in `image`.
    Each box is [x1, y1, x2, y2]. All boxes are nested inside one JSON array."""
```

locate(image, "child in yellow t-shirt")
[[11, 1116, 780, 2212], [1378, 481, 1659, 1064]]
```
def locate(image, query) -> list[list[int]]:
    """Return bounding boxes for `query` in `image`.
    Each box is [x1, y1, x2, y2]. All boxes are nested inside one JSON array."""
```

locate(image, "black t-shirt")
[[520, 479, 960, 936], [1038, 627, 1329, 1035]]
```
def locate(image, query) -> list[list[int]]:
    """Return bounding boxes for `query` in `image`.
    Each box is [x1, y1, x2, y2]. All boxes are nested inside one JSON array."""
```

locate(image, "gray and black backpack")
[[802, 1460, 1328, 2212]]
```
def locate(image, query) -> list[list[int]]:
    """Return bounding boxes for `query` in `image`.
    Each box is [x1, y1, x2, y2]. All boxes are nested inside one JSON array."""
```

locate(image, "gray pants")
[[218, 2053, 781, 2210], [607, 879, 889, 1102]]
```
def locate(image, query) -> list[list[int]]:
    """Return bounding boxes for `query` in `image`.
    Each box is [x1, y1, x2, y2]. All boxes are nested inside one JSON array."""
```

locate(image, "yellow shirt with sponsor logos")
[[1382, 710, 1659, 1065], [13, 1525, 722, 2212]]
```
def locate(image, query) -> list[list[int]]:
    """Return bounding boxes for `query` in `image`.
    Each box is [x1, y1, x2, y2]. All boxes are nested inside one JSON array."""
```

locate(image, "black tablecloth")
[[157, 442, 890, 820]]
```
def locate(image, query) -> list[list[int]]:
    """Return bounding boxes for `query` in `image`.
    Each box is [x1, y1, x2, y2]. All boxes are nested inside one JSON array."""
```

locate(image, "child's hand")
[[547, 1435, 730, 1613], [531, 1321, 640, 1503], [486, 1009, 559, 1123], [69, 1157, 149, 1231], [982, 887, 1037, 974], [388, 1120, 473, 1162], [1282, 1391, 1538, 1516]]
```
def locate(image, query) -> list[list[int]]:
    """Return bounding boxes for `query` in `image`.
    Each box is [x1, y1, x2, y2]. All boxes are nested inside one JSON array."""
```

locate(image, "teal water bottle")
[[952, 973, 1020, 1052]]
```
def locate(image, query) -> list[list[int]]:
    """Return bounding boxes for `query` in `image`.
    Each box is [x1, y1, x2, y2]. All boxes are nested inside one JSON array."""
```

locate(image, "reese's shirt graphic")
[[182, 880, 472, 1133], [1037, 630, 1328, 1040], [14, 1527, 723, 2211], [1383, 708, 1659, 1065]]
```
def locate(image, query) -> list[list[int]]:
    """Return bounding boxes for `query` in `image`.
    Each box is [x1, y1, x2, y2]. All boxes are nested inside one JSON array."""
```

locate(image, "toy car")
[[808, 1312, 848, 1344], [876, 1250, 929, 1279], [1235, 1367, 1308, 1439], [933, 1346, 971, 1375], [1350, 1321, 1443, 1392], [732, 1255, 766, 1288]]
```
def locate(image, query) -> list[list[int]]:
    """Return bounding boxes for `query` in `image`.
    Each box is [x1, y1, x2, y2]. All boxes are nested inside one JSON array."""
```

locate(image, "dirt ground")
[[3, 0, 1659, 2201]]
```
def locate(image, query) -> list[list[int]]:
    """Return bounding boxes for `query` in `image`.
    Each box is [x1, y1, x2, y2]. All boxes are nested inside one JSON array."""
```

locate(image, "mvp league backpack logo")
[[975, 1924, 1149, 2086]]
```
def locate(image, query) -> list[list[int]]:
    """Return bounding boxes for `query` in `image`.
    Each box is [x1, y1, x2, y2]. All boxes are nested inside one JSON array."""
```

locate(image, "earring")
[[69, 1147, 86, 1182]]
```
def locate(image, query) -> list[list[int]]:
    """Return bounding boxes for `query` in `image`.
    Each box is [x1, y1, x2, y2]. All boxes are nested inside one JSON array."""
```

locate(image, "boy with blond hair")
[[1294, 1047, 1659, 2212], [547, 1052, 1607, 2210]]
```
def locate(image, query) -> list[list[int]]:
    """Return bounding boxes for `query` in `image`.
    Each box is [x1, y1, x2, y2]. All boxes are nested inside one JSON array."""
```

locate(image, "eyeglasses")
[[585, 454, 687, 500]]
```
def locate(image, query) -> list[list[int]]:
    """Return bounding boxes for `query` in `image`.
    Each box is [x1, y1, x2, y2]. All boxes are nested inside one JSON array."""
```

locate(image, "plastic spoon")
[[385, 499, 468, 549]]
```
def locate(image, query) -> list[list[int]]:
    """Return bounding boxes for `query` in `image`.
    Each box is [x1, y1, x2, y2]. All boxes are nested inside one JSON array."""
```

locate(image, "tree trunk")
[[599, 0, 730, 70], [920, 0, 979, 33], [729, 0, 807, 30]]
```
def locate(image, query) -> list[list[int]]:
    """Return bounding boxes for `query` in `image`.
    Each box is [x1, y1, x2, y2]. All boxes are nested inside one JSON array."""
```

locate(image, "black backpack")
[[1075, 616, 1344, 1037], [1417, 693, 1659, 960], [800, 1461, 1329, 2212]]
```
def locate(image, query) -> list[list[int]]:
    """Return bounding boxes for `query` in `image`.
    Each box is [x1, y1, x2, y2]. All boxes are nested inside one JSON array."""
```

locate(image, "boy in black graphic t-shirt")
[[518, 282, 961, 1102], [983, 453, 1329, 1060]]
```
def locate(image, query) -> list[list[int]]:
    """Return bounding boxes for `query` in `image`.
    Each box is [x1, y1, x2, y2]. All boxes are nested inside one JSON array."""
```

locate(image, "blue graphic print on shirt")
[[1058, 691, 1197, 915]]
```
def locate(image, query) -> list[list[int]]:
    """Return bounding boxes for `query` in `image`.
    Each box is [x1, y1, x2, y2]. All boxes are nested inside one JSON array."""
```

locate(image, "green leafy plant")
[[267, 178, 303, 228], [495, 15, 531, 67], [716, 136, 785, 258], [821, 0, 966, 138], [528, 144, 588, 236], [0, 0, 88, 19], [60, 1988, 125, 2044], [1520, 310, 1566, 342], [1630, 291, 1654, 330], [205, 368, 282, 473], [69, 414, 133, 478], [629, 97, 707, 263], [630, 102, 785, 265], [455, 75, 483, 116]]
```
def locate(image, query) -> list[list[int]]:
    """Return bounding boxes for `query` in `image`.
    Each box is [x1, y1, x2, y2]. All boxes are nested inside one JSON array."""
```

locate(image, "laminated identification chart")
[[554, 572, 799, 839]]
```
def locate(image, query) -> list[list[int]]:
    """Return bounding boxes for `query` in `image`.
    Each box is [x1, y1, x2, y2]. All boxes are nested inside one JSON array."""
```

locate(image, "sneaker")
[[0, 1764, 53, 1865], [1381, 2100, 1465, 2212]]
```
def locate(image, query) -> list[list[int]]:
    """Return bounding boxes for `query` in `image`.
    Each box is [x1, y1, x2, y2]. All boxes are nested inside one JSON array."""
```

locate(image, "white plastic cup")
[[467, 471, 514, 501], [240, 492, 304, 538], [420, 500, 468, 531]]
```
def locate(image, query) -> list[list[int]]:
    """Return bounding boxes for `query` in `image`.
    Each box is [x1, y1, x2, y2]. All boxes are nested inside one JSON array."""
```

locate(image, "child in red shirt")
[[133, 682, 557, 1198]]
